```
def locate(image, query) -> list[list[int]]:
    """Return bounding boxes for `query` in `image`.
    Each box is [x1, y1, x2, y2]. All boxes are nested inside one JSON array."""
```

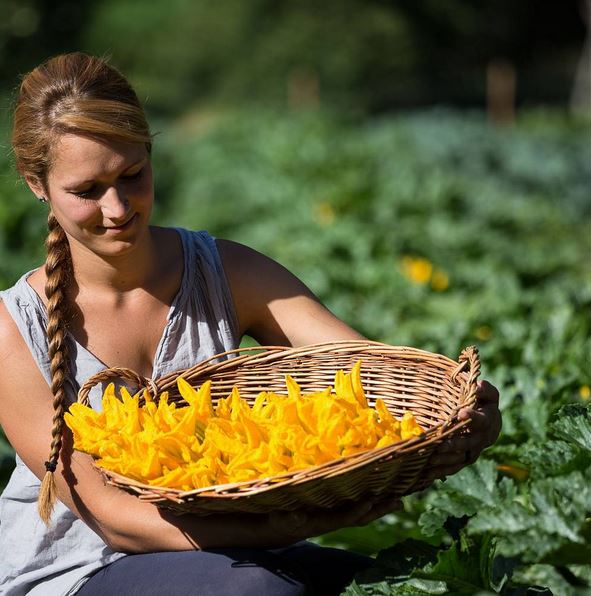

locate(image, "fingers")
[[425, 462, 465, 482], [268, 496, 403, 541], [430, 448, 471, 465], [325, 498, 400, 530], [463, 403, 502, 443], [268, 509, 310, 538], [427, 449, 475, 481], [335, 500, 376, 529], [436, 431, 485, 454], [456, 383, 502, 447], [269, 500, 371, 540], [475, 380, 500, 402], [430, 399, 501, 478], [353, 498, 402, 527], [428, 432, 490, 481]]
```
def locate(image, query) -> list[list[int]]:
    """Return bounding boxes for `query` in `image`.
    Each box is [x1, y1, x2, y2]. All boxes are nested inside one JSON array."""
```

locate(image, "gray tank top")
[[0, 229, 240, 595]]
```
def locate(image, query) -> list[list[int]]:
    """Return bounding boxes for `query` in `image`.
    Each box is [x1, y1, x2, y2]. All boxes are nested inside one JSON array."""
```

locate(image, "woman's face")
[[32, 133, 154, 258]]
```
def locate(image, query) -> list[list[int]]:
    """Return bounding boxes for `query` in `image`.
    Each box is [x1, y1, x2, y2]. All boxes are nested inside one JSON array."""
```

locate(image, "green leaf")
[[348, 532, 549, 595], [354, 539, 439, 586], [512, 564, 583, 596], [315, 511, 437, 556], [419, 460, 514, 538], [419, 450, 591, 565], [412, 538, 493, 593], [500, 586, 553, 595], [517, 439, 587, 478], [540, 518, 591, 565], [468, 470, 591, 562], [550, 404, 591, 452]]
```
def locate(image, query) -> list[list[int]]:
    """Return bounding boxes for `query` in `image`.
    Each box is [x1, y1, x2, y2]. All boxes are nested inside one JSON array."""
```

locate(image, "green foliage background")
[[0, 1, 583, 114], [1, 2, 590, 592], [1, 105, 591, 592]]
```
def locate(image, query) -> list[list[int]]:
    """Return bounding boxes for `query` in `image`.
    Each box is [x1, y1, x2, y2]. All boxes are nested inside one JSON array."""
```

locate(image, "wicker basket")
[[77, 340, 480, 515]]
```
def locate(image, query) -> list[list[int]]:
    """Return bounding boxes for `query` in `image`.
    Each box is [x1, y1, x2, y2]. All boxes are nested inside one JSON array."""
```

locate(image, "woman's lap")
[[76, 541, 373, 596]]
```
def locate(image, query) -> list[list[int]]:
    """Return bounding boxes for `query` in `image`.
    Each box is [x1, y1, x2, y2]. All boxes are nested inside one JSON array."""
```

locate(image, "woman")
[[0, 53, 501, 595]]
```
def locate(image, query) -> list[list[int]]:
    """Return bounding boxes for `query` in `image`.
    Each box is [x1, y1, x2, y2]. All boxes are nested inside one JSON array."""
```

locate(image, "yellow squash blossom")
[[65, 361, 425, 489]]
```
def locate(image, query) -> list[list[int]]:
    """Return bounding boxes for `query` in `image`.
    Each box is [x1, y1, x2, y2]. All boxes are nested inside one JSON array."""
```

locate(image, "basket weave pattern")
[[78, 340, 480, 515]]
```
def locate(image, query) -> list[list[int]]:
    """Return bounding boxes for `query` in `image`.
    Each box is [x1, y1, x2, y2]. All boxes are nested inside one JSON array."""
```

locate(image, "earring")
[[37, 196, 47, 203]]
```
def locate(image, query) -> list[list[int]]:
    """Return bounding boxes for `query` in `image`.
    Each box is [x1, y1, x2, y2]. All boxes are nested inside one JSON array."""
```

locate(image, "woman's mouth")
[[101, 214, 137, 232]]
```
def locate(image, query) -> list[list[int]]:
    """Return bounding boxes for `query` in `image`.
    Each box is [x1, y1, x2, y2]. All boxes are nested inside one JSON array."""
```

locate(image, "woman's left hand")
[[426, 380, 502, 482]]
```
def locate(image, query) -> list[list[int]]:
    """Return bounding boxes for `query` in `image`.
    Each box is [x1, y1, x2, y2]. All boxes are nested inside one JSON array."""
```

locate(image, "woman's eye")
[[122, 168, 143, 181], [73, 187, 98, 199], [69, 167, 143, 200]]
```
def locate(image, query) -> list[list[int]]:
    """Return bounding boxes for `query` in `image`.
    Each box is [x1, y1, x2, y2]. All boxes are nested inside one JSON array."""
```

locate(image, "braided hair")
[[11, 52, 152, 524]]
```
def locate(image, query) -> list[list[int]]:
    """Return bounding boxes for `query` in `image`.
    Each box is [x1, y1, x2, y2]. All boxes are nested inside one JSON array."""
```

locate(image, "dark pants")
[[76, 541, 373, 596]]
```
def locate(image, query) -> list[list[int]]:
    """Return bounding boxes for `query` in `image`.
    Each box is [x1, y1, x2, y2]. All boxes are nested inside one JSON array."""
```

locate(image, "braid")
[[38, 211, 72, 525], [12, 53, 152, 523]]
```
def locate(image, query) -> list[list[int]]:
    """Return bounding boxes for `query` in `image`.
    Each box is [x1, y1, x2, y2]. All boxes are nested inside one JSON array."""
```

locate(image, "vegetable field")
[[1, 108, 591, 593]]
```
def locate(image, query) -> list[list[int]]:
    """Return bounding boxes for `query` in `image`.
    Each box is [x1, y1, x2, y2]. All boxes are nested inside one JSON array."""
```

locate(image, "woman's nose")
[[100, 186, 129, 219]]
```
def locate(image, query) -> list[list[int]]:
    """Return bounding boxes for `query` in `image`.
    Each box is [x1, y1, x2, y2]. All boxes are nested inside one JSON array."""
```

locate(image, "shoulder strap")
[[175, 229, 239, 343]]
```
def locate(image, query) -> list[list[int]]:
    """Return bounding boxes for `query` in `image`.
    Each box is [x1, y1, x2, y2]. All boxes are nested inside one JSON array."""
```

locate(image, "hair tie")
[[44, 460, 57, 472]]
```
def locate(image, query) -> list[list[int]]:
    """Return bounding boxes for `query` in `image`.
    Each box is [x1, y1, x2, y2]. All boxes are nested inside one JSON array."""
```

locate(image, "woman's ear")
[[25, 175, 47, 201]]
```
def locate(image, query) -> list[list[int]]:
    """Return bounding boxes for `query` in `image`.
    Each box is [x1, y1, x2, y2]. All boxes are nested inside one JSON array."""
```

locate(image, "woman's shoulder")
[[214, 238, 279, 277], [0, 267, 44, 310], [0, 298, 27, 359], [0, 269, 47, 355]]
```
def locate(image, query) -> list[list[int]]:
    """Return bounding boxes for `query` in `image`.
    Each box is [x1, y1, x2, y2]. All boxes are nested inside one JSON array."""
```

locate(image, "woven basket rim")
[[78, 340, 476, 404]]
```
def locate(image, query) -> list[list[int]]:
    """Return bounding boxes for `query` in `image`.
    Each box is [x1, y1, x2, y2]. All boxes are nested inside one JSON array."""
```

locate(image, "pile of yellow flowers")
[[65, 362, 424, 490]]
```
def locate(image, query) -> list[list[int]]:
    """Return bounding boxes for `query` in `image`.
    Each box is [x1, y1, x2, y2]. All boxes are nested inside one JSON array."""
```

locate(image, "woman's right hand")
[[155, 497, 402, 552], [265, 497, 402, 545]]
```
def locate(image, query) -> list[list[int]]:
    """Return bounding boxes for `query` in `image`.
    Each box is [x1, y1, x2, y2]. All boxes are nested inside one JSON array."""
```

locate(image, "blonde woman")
[[0, 53, 501, 595]]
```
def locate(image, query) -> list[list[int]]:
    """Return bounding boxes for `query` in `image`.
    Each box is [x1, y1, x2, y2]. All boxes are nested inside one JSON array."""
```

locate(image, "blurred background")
[[1, 1, 591, 593], [0, 0, 588, 115]]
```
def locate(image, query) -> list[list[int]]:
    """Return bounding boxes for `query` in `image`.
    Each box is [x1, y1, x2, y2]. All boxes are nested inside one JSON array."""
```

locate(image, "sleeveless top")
[[0, 229, 240, 596]]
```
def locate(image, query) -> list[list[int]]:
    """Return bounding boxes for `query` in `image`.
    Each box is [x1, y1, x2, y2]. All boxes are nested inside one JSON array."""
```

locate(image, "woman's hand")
[[426, 380, 501, 482], [266, 497, 403, 544]]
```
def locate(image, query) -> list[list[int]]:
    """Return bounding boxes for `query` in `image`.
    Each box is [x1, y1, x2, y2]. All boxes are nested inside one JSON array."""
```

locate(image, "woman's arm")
[[0, 302, 392, 553], [216, 239, 365, 346]]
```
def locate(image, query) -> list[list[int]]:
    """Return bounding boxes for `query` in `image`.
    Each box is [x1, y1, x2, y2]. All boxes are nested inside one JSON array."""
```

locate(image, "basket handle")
[[77, 367, 158, 407], [451, 345, 480, 408]]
